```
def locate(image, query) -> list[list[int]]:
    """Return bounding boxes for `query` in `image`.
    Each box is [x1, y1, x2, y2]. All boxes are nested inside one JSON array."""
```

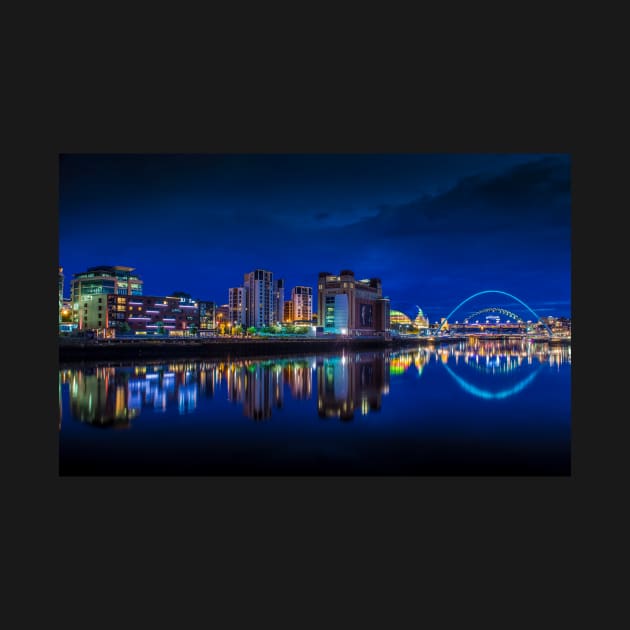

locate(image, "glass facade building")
[[318, 270, 389, 335], [71, 266, 143, 324]]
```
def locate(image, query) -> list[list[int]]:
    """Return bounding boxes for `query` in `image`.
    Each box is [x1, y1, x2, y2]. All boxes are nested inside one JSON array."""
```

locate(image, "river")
[[59, 339, 571, 475]]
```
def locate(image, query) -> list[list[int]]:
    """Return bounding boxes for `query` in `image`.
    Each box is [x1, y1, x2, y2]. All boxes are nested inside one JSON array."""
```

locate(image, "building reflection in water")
[[227, 361, 284, 421], [59, 341, 570, 428], [316, 351, 390, 421], [60, 357, 313, 427]]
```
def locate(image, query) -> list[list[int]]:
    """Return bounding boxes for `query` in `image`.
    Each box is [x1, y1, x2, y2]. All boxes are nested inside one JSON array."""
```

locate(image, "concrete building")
[[71, 265, 143, 325], [317, 270, 390, 335], [291, 286, 313, 323], [273, 278, 285, 325], [228, 287, 248, 327], [244, 269, 274, 328], [283, 301, 294, 323], [77, 294, 198, 335]]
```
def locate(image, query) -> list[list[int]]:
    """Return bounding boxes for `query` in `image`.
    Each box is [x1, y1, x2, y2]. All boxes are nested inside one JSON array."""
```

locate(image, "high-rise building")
[[228, 287, 247, 327], [283, 300, 294, 323], [291, 285, 313, 323], [273, 278, 285, 325], [317, 270, 390, 335], [244, 269, 274, 328], [71, 265, 143, 324]]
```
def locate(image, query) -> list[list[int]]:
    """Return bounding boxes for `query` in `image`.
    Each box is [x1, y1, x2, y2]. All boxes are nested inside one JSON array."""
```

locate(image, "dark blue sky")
[[59, 154, 571, 321]]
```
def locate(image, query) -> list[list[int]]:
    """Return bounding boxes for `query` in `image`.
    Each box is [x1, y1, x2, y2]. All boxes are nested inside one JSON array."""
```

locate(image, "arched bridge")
[[437, 290, 553, 337], [463, 307, 524, 323]]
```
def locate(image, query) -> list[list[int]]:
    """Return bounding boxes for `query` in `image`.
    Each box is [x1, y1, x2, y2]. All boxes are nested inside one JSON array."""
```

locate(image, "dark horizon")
[[59, 153, 571, 321]]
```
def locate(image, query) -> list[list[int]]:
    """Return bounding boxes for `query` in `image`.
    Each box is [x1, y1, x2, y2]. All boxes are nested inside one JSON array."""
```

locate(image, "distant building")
[[58, 266, 64, 324], [228, 287, 247, 327], [291, 286, 313, 323], [317, 270, 390, 335], [389, 310, 412, 328], [59, 296, 76, 334], [198, 300, 216, 331], [414, 307, 429, 330], [216, 304, 230, 330]]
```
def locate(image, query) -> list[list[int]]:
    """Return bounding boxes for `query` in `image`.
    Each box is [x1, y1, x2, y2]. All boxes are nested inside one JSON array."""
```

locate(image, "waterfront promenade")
[[59, 335, 429, 362], [58, 333, 569, 363]]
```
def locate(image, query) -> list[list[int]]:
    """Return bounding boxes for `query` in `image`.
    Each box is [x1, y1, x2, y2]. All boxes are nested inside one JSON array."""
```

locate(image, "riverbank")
[[59, 334, 570, 364], [59, 335, 439, 363]]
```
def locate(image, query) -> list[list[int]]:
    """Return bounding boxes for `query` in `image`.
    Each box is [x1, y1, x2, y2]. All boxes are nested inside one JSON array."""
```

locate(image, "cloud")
[[342, 155, 571, 239]]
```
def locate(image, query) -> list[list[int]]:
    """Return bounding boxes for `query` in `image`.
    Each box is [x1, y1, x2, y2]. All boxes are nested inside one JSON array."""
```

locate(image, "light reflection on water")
[[59, 340, 571, 475]]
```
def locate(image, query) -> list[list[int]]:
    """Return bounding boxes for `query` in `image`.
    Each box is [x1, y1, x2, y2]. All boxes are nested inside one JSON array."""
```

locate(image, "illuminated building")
[[71, 265, 143, 324], [274, 278, 285, 325], [389, 310, 412, 329], [228, 287, 247, 327], [317, 270, 390, 335], [215, 304, 230, 333], [58, 266, 64, 325], [244, 269, 275, 328], [414, 307, 429, 329], [291, 285, 313, 323], [283, 300, 294, 323], [198, 300, 216, 331], [78, 294, 198, 335]]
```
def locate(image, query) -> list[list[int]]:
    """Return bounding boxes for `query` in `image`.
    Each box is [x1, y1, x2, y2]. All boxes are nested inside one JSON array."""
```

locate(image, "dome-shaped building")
[[389, 310, 413, 327]]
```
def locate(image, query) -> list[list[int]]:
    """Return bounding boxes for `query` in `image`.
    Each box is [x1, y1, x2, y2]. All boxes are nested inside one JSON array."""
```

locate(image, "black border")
[[10, 31, 620, 621]]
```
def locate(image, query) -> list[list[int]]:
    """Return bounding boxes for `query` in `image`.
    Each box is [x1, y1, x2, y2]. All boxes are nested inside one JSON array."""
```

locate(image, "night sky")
[[59, 154, 571, 321]]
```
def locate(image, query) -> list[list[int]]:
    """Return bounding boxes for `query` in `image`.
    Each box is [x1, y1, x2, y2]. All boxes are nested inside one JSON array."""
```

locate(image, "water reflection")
[[316, 351, 389, 420], [59, 340, 570, 428]]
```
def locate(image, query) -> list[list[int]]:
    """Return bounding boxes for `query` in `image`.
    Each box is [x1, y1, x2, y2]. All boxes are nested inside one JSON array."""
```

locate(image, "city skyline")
[[59, 154, 571, 320]]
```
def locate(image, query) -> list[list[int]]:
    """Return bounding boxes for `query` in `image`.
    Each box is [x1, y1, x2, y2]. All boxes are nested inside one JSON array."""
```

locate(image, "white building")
[[228, 287, 248, 327], [291, 285, 313, 323], [244, 269, 274, 328]]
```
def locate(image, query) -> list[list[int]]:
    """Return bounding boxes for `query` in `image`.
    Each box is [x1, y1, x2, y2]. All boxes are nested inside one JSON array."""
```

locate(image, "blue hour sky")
[[59, 154, 571, 321]]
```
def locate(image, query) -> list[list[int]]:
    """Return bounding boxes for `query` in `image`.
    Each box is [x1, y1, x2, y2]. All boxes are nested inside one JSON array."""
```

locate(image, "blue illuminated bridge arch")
[[437, 290, 553, 337], [463, 307, 524, 323], [442, 363, 543, 400]]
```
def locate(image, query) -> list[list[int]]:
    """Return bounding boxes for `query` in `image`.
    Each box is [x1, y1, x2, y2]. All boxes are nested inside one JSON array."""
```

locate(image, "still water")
[[59, 339, 571, 475]]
